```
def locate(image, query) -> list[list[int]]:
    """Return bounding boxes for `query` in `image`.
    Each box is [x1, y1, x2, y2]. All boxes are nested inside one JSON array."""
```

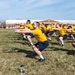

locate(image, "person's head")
[[56, 23, 60, 28], [67, 26, 72, 29], [26, 20, 31, 24], [33, 21, 40, 29]]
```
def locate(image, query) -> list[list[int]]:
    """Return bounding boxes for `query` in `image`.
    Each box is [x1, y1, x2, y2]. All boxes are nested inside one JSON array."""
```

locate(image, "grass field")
[[0, 28, 75, 75]]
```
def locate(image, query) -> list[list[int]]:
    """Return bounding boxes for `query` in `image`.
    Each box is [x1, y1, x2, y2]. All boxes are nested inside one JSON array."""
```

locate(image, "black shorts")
[[35, 40, 49, 51]]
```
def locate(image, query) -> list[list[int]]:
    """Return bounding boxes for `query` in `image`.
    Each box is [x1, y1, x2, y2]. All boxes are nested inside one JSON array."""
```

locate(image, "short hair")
[[34, 21, 40, 27], [67, 26, 72, 29], [27, 20, 31, 23]]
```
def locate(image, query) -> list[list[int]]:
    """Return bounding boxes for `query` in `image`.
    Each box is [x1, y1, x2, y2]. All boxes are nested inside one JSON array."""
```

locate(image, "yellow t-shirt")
[[51, 24, 56, 29], [71, 29, 75, 34], [32, 28, 47, 42], [58, 27, 66, 36], [26, 24, 33, 30], [46, 25, 52, 31], [72, 26, 75, 30], [18, 25, 25, 29], [63, 26, 67, 30], [40, 24, 46, 31]]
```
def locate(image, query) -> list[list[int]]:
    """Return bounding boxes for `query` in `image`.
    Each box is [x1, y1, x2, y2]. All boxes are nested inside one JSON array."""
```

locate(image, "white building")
[[6, 20, 41, 28], [5, 19, 75, 28]]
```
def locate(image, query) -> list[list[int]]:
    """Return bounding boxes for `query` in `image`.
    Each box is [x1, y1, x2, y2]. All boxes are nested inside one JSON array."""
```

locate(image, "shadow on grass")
[[14, 39, 29, 45], [65, 40, 74, 43], [51, 42, 58, 45], [49, 46, 75, 55], [3, 48, 37, 59]]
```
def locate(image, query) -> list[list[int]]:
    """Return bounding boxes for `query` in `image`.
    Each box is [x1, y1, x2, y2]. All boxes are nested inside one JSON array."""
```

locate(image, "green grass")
[[0, 28, 75, 75]]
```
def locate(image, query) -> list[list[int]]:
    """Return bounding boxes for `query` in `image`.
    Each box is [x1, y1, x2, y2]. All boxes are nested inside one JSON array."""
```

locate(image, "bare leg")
[[31, 45, 41, 56], [59, 37, 64, 46], [72, 43, 75, 48], [31, 45, 45, 62], [70, 34, 74, 40], [27, 35, 33, 45], [47, 33, 51, 41]]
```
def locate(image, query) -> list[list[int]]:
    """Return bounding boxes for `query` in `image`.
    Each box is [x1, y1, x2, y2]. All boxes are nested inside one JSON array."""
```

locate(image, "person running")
[[15, 21, 49, 62]]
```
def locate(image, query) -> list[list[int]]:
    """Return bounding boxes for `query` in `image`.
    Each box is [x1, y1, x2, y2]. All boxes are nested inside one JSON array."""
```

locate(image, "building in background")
[[6, 20, 41, 28], [40, 19, 59, 24], [5, 19, 75, 28], [6, 20, 27, 28]]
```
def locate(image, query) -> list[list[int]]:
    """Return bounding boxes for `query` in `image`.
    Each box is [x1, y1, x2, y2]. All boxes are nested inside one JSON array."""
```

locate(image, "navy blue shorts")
[[45, 31, 49, 37], [35, 40, 49, 51], [49, 30, 57, 35], [25, 33, 34, 38], [63, 34, 68, 40], [45, 30, 57, 37], [73, 34, 75, 37]]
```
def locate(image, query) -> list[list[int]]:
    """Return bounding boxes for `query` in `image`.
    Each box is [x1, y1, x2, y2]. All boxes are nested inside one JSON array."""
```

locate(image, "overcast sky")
[[0, 0, 75, 20]]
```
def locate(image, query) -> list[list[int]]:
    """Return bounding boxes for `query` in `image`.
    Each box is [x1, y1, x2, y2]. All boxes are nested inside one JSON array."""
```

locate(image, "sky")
[[0, 0, 75, 20]]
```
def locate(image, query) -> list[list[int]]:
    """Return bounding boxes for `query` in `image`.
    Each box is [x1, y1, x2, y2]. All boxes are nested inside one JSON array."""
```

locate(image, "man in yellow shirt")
[[25, 20, 33, 30], [53, 23, 68, 46], [45, 24, 57, 41], [15, 21, 49, 62], [40, 23, 47, 33], [23, 20, 34, 39], [22, 20, 34, 46], [67, 26, 75, 40]]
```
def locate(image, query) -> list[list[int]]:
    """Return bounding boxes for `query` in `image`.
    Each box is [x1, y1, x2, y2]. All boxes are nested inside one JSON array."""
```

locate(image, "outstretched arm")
[[65, 29, 72, 33], [52, 28, 58, 31], [14, 28, 32, 33]]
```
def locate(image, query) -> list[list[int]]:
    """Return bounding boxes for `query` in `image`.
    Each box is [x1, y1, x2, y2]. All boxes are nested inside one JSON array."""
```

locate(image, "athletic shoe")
[[61, 44, 64, 46], [58, 41, 61, 45], [38, 58, 45, 62]]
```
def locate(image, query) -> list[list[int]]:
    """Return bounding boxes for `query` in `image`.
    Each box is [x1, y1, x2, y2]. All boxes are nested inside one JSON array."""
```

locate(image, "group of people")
[[14, 20, 75, 62]]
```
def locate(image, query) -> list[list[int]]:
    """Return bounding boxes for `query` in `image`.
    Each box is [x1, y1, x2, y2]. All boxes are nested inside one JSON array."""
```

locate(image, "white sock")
[[40, 55, 44, 59], [48, 37, 51, 40], [30, 42, 34, 45], [62, 42, 64, 45], [24, 35, 26, 39]]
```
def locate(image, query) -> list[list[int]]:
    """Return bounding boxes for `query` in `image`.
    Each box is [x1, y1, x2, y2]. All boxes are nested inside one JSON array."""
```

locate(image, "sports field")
[[0, 29, 75, 75]]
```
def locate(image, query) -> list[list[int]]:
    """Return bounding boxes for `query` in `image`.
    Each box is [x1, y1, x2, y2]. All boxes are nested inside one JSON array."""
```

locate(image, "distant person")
[[67, 26, 75, 40], [15, 20, 34, 45], [45, 24, 57, 41], [15, 21, 49, 62], [52, 23, 68, 46]]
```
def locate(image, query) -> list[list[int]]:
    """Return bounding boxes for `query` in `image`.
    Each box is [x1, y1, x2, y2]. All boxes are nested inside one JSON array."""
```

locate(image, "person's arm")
[[52, 28, 58, 31], [66, 29, 72, 33], [72, 30, 75, 33], [14, 28, 32, 33]]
